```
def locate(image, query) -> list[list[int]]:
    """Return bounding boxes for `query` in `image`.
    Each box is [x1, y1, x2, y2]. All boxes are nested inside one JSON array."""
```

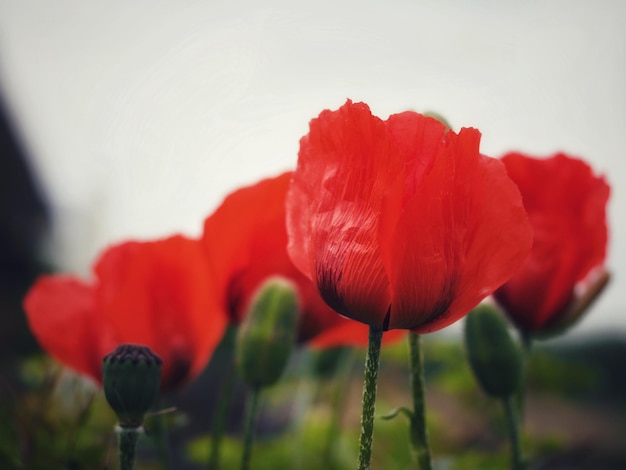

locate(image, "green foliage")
[[187, 400, 417, 470], [421, 337, 477, 396], [311, 346, 352, 380], [449, 452, 509, 469], [531, 335, 626, 405], [3, 334, 625, 468], [188, 421, 353, 469], [4, 355, 115, 469], [0, 401, 21, 469], [379, 335, 408, 363], [526, 350, 598, 398]]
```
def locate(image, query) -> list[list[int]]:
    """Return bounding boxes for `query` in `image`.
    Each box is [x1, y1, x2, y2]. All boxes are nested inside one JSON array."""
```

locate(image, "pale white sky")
[[0, 0, 624, 335]]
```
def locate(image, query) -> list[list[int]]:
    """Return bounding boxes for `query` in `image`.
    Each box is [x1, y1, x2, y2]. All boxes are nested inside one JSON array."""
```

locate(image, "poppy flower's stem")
[[408, 332, 432, 470], [503, 396, 525, 470], [148, 406, 171, 470], [117, 425, 141, 470], [357, 326, 383, 470], [208, 326, 237, 470], [517, 331, 533, 421], [208, 360, 236, 469], [241, 389, 261, 470]]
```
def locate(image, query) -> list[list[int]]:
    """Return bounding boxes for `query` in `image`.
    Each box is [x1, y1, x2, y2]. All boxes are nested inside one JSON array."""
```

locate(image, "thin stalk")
[[149, 409, 170, 470], [517, 331, 533, 421], [240, 389, 261, 470], [357, 326, 383, 470], [208, 326, 237, 470], [208, 361, 236, 469], [503, 396, 524, 470], [408, 332, 432, 470], [117, 425, 141, 470]]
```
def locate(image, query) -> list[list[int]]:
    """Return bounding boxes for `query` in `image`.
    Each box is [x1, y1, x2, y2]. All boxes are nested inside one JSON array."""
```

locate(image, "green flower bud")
[[236, 277, 299, 390], [102, 344, 162, 428], [464, 304, 523, 399]]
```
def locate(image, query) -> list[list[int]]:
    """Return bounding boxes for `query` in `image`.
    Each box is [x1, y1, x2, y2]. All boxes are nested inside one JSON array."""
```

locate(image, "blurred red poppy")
[[494, 152, 610, 335], [287, 100, 533, 333], [202, 172, 403, 347], [23, 235, 227, 390]]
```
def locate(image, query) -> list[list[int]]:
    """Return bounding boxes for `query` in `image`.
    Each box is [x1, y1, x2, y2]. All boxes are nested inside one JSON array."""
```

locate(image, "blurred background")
[[0, 1, 624, 469]]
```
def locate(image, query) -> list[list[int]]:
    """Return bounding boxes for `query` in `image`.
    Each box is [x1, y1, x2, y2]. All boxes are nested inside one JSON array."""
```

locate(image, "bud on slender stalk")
[[236, 277, 300, 390], [102, 344, 163, 428], [464, 304, 523, 399], [236, 277, 300, 470], [465, 305, 527, 470], [102, 344, 162, 470]]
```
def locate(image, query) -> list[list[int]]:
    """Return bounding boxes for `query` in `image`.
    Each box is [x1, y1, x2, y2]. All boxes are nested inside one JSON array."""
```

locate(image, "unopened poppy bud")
[[464, 304, 522, 399], [236, 277, 299, 390], [102, 344, 162, 428]]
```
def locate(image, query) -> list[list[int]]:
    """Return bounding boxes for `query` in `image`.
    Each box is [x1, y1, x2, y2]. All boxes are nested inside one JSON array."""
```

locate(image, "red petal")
[[94, 235, 226, 389], [440, 153, 532, 332], [204, 172, 378, 345], [378, 112, 452, 329], [288, 100, 399, 328], [382, 121, 532, 332], [203, 172, 293, 323], [495, 153, 610, 331], [23, 276, 107, 383]]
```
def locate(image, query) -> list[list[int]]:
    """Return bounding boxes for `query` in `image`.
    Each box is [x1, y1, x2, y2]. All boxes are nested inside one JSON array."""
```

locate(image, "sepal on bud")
[[102, 344, 162, 428], [464, 304, 523, 399], [236, 277, 299, 390]]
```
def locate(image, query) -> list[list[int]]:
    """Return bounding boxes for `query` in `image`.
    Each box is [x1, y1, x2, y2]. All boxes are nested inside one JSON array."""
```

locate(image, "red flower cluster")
[[287, 100, 533, 333], [25, 169, 405, 388], [25, 100, 608, 391], [23, 236, 227, 390], [495, 152, 610, 335]]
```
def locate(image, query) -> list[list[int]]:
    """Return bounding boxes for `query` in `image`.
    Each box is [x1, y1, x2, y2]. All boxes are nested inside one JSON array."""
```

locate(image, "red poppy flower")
[[494, 152, 610, 334], [23, 235, 227, 390], [202, 172, 403, 347], [287, 100, 533, 333]]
